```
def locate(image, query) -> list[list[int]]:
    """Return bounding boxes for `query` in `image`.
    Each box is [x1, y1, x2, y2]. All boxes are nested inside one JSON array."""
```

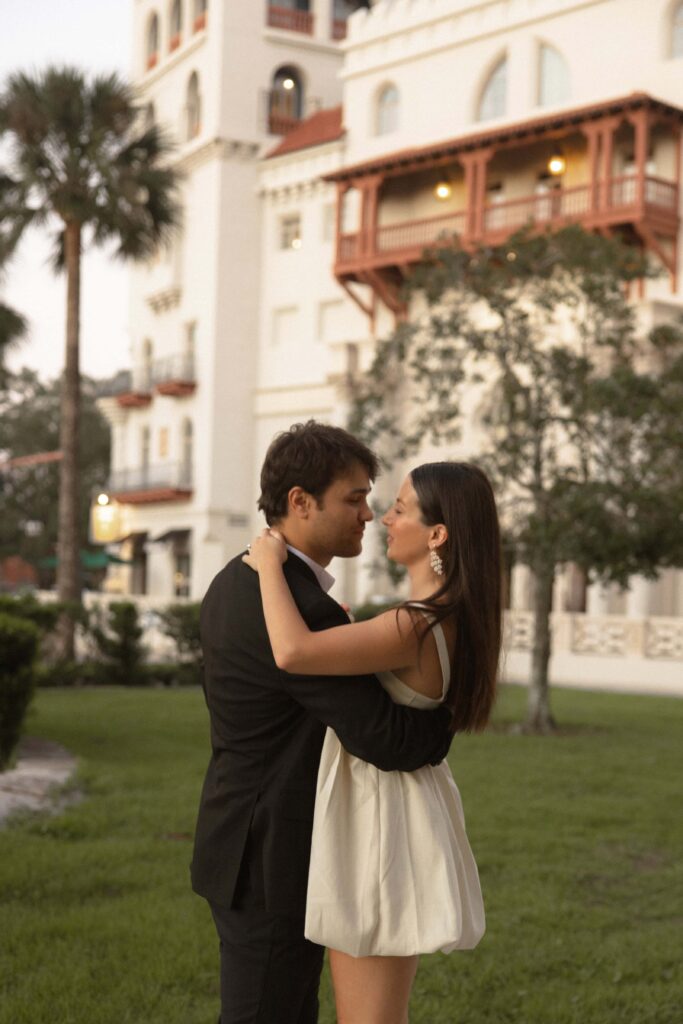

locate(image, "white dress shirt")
[[286, 544, 335, 594]]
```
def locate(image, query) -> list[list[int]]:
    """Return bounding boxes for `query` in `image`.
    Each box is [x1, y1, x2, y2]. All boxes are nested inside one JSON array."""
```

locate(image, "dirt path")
[[0, 737, 78, 826]]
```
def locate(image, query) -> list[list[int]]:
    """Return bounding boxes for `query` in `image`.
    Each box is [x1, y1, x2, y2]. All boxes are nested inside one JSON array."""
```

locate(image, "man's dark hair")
[[258, 421, 380, 525]]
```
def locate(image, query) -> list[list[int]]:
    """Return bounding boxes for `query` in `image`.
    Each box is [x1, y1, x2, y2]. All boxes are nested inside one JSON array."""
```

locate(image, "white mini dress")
[[304, 620, 486, 957]]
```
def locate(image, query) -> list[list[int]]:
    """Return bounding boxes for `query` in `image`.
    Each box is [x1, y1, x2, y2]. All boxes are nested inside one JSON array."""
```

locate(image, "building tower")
[[100, 0, 365, 597]]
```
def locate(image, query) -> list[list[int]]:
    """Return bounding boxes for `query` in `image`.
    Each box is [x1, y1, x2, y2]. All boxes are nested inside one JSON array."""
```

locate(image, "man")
[[191, 421, 452, 1024]]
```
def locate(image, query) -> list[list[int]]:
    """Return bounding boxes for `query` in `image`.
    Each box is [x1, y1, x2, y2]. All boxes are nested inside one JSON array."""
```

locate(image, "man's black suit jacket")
[[191, 551, 452, 919]]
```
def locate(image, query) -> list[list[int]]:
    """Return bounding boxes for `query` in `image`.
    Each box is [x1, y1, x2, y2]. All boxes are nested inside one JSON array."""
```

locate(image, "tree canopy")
[[351, 225, 683, 730]]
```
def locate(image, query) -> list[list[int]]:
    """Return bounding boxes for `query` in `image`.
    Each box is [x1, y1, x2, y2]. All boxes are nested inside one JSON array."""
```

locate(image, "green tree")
[[352, 226, 683, 732], [0, 217, 27, 380], [0, 368, 111, 574], [0, 67, 180, 657]]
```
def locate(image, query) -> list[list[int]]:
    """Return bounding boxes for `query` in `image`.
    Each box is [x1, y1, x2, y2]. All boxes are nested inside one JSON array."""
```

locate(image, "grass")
[[0, 684, 681, 1024]]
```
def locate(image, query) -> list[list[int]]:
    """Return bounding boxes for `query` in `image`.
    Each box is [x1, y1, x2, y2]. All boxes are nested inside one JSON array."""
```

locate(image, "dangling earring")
[[429, 545, 444, 576]]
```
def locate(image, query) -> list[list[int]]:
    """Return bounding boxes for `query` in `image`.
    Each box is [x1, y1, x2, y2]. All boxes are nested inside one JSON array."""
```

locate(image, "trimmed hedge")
[[157, 603, 202, 684], [87, 601, 147, 686], [0, 613, 39, 770]]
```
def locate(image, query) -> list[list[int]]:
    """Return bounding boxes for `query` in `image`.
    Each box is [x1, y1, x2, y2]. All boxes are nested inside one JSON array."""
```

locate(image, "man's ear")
[[288, 486, 313, 519], [430, 523, 448, 548]]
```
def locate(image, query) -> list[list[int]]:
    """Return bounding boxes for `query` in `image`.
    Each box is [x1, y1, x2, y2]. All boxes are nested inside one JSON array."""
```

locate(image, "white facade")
[[102, 0, 683, 687]]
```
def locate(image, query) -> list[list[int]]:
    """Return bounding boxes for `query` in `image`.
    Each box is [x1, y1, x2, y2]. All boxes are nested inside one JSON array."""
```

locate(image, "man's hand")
[[242, 528, 288, 573]]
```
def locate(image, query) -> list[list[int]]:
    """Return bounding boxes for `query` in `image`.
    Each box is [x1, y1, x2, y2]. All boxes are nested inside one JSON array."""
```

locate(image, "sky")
[[1, 0, 133, 381]]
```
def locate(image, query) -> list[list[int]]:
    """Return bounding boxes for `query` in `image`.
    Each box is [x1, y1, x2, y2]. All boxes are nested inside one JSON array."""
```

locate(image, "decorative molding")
[[146, 286, 181, 312], [344, 0, 609, 80], [175, 137, 260, 173]]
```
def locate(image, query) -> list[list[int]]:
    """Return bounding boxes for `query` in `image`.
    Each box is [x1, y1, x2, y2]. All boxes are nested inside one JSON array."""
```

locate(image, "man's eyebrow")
[[345, 487, 371, 496]]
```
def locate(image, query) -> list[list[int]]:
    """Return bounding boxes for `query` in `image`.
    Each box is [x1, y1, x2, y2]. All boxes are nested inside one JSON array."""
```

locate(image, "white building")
[[100, 0, 683, 690]]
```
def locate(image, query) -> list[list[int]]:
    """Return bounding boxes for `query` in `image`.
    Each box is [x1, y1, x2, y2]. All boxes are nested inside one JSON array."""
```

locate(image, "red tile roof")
[[266, 106, 344, 159]]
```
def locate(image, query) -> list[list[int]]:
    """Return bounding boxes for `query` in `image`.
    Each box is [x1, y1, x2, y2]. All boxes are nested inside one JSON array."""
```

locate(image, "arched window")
[[141, 425, 151, 473], [146, 13, 160, 70], [193, 0, 208, 31], [180, 418, 193, 484], [376, 84, 399, 135], [269, 66, 304, 134], [141, 338, 154, 390], [477, 57, 507, 122], [538, 44, 570, 107], [674, 2, 683, 56], [186, 71, 201, 140], [169, 0, 182, 50]]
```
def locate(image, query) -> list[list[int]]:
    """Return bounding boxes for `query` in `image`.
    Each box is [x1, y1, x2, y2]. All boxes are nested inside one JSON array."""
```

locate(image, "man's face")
[[305, 461, 374, 564]]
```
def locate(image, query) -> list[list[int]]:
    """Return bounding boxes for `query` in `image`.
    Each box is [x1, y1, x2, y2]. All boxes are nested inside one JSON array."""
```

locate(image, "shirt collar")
[[286, 545, 335, 594]]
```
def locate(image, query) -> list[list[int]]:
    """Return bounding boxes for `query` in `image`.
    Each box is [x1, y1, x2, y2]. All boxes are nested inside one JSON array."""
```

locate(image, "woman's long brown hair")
[[404, 462, 502, 733]]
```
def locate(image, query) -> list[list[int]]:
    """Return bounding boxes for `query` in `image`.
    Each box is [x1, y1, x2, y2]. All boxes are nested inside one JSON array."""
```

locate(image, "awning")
[[38, 550, 133, 569], [117, 531, 148, 544], [152, 529, 191, 544]]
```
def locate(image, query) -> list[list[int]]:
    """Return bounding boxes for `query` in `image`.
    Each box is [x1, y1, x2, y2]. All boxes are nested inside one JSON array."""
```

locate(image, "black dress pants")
[[210, 902, 325, 1024], [209, 840, 325, 1024]]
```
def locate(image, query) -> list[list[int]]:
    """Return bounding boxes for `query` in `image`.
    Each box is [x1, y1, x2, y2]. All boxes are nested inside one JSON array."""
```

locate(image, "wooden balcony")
[[267, 5, 314, 34], [336, 175, 679, 280], [108, 463, 193, 505], [326, 92, 683, 316]]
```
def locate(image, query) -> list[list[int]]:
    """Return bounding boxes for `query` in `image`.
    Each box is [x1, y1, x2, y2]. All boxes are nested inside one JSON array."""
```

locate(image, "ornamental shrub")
[[88, 601, 147, 685], [157, 603, 202, 684], [0, 613, 39, 770]]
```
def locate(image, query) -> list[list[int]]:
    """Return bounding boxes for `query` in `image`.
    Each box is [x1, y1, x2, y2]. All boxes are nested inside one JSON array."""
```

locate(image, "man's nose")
[[361, 502, 374, 522]]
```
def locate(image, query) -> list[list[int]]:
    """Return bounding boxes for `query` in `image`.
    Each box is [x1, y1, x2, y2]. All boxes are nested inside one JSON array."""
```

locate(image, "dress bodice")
[[378, 618, 450, 709]]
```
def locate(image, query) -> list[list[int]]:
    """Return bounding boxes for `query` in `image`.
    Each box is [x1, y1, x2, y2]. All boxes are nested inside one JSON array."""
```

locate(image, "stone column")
[[586, 581, 611, 615], [625, 574, 652, 618], [510, 564, 532, 611], [315, 0, 334, 43]]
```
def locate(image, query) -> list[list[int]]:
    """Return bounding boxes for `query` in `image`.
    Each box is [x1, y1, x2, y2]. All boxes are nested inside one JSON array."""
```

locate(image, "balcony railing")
[[377, 211, 467, 254], [332, 17, 347, 40], [108, 367, 153, 408], [267, 5, 314, 33], [337, 175, 679, 270], [108, 462, 193, 504], [152, 354, 196, 397]]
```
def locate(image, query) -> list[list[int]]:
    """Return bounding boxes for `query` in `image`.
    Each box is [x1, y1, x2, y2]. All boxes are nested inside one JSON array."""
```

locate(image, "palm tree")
[[0, 67, 180, 658], [0, 194, 28, 378], [0, 301, 27, 375]]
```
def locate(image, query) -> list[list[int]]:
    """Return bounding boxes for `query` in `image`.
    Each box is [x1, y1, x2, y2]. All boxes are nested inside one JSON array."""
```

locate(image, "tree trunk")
[[525, 560, 557, 733], [55, 221, 82, 661]]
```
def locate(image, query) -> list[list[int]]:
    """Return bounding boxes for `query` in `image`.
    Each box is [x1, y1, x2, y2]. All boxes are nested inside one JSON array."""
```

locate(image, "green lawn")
[[0, 684, 681, 1024]]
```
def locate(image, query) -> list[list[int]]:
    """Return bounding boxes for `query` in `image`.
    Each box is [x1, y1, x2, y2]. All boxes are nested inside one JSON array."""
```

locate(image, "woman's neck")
[[407, 561, 441, 601]]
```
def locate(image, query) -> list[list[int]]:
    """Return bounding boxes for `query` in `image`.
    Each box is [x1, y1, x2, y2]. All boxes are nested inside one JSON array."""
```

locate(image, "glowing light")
[[434, 180, 452, 200], [291, 237, 302, 250], [282, 77, 295, 91], [97, 493, 110, 506], [547, 150, 566, 176]]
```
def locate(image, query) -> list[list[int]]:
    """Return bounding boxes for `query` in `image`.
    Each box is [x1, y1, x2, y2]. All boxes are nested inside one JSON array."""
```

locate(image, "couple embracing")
[[191, 421, 502, 1024]]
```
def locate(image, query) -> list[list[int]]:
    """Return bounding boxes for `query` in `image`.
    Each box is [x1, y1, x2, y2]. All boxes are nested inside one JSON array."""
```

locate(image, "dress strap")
[[431, 621, 451, 700], [414, 606, 451, 700]]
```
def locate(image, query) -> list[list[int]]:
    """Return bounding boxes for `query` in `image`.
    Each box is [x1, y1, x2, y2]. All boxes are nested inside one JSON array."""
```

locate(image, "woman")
[[244, 461, 502, 1024]]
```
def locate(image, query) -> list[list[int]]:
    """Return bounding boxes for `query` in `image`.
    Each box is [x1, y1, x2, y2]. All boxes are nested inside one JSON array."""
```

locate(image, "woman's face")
[[381, 475, 433, 565]]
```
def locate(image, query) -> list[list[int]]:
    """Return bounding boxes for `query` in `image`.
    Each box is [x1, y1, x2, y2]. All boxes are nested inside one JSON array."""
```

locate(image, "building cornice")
[[174, 136, 261, 173], [325, 91, 683, 182], [343, 0, 611, 80]]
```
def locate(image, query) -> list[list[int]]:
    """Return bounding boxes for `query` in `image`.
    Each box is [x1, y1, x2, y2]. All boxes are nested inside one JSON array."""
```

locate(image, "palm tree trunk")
[[56, 221, 82, 661], [525, 560, 557, 733]]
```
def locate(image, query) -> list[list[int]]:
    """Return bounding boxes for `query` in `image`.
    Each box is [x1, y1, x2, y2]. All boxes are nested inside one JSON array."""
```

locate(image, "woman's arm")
[[243, 530, 422, 676]]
